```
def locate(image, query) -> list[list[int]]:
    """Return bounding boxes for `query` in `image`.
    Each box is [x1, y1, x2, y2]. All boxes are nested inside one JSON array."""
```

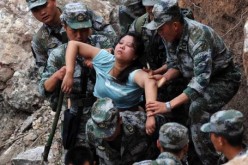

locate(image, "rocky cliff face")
[[0, 0, 247, 164], [0, 0, 116, 164]]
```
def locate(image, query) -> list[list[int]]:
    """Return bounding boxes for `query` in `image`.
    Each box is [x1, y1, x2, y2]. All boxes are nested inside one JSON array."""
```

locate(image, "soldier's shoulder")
[[89, 34, 113, 48], [33, 25, 49, 41], [50, 44, 67, 55], [156, 152, 182, 165]]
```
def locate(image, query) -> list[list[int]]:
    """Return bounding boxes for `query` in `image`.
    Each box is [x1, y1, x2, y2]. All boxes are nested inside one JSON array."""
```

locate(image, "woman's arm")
[[62, 41, 100, 93], [134, 70, 157, 135]]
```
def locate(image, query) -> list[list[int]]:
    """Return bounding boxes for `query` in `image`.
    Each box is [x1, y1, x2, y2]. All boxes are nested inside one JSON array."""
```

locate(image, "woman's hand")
[[145, 116, 156, 135], [146, 101, 167, 116], [54, 66, 66, 80], [61, 73, 73, 94]]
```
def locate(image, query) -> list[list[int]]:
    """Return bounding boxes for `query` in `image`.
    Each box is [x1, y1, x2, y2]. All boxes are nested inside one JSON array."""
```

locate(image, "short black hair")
[[214, 132, 244, 147], [65, 146, 94, 165]]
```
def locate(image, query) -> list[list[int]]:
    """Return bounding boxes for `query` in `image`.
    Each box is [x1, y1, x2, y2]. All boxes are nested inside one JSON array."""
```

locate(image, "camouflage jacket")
[[39, 34, 112, 112], [129, 14, 166, 69], [109, 4, 145, 36], [133, 152, 182, 165], [165, 18, 235, 100], [87, 111, 154, 165], [32, 8, 116, 69]]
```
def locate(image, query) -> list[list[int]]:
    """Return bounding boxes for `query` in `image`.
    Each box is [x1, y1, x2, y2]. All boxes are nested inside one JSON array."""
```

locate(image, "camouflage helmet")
[[201, 109, 244, 136], [26, 0, 47, 10], [142, 0, 158, 6], [60, 2, 92, 29], [86, 98, 119, 139], [159, 122, 189, 150], [145, 0, 181, 30]]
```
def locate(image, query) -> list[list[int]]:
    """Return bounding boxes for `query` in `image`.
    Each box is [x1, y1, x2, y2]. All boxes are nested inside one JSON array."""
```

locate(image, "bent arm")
[[65, 40, 101, 74], [62, 41, 100, 93], [134, 70, 157, 135], [134, 70, 157, 104]]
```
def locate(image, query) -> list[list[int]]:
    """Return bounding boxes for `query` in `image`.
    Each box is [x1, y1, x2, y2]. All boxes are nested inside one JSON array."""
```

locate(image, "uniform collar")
[[177, 18, 189, 52]]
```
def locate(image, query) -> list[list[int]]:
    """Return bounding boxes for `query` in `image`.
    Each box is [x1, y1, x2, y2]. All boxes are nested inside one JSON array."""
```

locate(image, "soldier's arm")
[[31, 38, 48, 68]]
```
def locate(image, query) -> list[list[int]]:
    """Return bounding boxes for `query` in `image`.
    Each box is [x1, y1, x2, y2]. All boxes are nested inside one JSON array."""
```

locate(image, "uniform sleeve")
[[90, 35, 113, 49], [165, 42, 180, 70], [38, 49, 61, 98], [31, 38, 48, 68], [183, 40, 212, 100]]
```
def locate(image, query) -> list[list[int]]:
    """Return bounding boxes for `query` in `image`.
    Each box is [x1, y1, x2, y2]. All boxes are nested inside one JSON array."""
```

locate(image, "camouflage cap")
[[60, 2, 92, 29], [145, 0, 181, 30], [26, 0, 47, 10], [201, 109, 244, 136], [159, 122, 189, 150], [86, 98, 119, 139], [142, 0, 158, 6]]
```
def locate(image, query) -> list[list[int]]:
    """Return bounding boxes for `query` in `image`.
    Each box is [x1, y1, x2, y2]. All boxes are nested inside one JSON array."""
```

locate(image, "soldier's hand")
[[61, 72, 73, 94], [84, 59, 93, 68], [157, 76, 167, 87], [149, 74, 163, 81], [146, 101, 167, 116], [54, 66, 66, 80], [146, 116, 156, 135]]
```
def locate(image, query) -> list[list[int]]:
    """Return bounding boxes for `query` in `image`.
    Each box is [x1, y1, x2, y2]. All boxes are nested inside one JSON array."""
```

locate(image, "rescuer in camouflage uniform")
[[39, 2, 113, 146], [26, 0, 116, 71], [201, 109, 247, 165], [134, 122, 189, 165], [145, 0, 241, 164], [109, 0, 145, 35], [129, 0, 167, 70], [86, 98, 156, 165]]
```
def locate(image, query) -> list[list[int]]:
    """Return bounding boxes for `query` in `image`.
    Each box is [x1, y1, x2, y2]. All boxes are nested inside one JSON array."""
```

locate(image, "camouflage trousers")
[[189, 65, 241, 165]]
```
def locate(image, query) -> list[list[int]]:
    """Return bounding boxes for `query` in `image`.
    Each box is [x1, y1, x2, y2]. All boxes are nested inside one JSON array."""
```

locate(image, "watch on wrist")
[[165, 101, 172, 112]]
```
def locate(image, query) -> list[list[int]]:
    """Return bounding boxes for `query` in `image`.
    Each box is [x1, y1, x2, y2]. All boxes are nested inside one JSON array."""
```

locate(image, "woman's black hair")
[[114, 32, 144, 84]]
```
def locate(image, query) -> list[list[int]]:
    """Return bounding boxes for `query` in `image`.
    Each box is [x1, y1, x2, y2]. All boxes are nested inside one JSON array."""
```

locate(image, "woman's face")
[[114, 35, 137, 63]]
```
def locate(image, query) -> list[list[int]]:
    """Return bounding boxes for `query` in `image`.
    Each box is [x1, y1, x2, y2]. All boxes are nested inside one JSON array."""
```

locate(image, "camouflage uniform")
[[134, 122, 189, 165], [27, 0, 116, 70], [110, 0, 145, 35], [39, 3, 113, 146], [129, 0, 166, 69], [145, 0, 241, 164], [86, 98, 155, 165], [201, 110, 247, 165]]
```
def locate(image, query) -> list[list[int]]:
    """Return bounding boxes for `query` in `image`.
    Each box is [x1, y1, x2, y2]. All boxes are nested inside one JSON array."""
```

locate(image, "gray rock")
[[11, 146, 51, 165]]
